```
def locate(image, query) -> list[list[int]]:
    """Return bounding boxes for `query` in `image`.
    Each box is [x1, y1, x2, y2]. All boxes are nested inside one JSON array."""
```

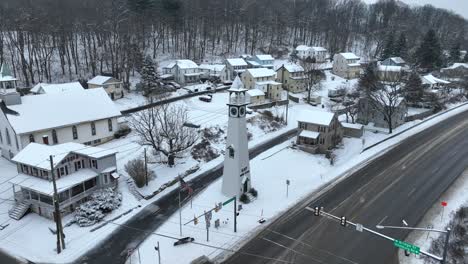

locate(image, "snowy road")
[[224, 109, 468, 264]]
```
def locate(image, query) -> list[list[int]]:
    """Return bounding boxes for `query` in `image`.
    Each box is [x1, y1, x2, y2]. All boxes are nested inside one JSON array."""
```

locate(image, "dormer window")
[[29, 134, 35, 143]]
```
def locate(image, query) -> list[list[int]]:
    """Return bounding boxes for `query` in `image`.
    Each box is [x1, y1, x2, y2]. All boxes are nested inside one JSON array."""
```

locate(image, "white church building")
[[0, 87, 121, 159]]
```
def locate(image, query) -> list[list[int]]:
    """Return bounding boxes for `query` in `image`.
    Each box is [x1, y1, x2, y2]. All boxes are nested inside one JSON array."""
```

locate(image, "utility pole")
[[178, 190, 182, 236], [285, 89, 289, 125], [144, 148, 148, 186], [234, 196, 237, 233], [50, 155, 65, 253], [155, 242, 161, 264], [307, 207, 445, 262]]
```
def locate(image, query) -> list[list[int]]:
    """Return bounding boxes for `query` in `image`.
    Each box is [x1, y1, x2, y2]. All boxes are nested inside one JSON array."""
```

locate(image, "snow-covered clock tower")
[[222, 76, 252, 198]]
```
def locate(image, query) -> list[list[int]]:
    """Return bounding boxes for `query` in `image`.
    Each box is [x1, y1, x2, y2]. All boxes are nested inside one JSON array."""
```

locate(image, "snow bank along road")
[[224, 110, 468, 264]]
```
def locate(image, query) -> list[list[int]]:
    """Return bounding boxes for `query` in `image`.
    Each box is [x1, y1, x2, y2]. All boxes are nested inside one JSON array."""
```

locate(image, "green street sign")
[[223, 197, 235, 206], [393, 240, 420, 254]]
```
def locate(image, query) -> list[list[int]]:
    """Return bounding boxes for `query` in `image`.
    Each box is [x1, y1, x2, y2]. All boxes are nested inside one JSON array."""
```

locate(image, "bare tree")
[[130, 103, 198, 166], [300, 59, 324, 104], [343, 89, 360, 123], [368, 81, 404, 134]]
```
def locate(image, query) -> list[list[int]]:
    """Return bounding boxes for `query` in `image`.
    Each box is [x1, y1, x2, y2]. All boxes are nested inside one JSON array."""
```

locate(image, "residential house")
[[162, 60, 200, 84], [251, 54, 274, 69], [295, 46, 328, 62], [246, 89, 265, 105], [0, 88, 121, 159], [8, 142, 118, 220], [225, 58, 248, 81], [357, 97, 407, 129], [421, 74, 451, 90], [0, 63, 17, 91], [376, 64, 404, 82], [296, 110, 343, 154], [332, 53, 361, 79], [341, 123, 364, 138], [276, 64, 306, 93], [381, 57, 406, 67], [241, 68, 282, 103], [30, 82, 84, 95], [441, 63, 468, 80], [88, 76, 124, 100], [198, 64, 228, 82]]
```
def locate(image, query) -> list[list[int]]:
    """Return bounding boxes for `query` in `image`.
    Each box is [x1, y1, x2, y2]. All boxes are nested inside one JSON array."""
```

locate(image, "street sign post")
[[394, 240, 420, 254]]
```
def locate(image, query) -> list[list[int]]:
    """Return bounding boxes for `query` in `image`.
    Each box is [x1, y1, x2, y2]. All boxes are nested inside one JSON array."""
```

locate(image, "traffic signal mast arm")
[[305, 207, 443, 262]]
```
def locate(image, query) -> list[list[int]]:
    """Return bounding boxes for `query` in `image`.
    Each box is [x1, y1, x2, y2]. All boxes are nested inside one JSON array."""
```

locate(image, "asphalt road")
[[224, 110, 468, 264]]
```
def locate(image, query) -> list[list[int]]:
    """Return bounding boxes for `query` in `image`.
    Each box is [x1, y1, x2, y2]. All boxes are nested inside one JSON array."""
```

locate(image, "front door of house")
[[243, 178, 249, 193]]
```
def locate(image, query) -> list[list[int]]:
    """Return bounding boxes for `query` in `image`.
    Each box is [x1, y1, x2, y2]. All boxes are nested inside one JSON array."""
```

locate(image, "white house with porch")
[[8, 142, 119, 220], [198, 64, 228, 82], [163, 60, 200, 84], [0, 88, 121, 159], [88, 75, 124, 100]]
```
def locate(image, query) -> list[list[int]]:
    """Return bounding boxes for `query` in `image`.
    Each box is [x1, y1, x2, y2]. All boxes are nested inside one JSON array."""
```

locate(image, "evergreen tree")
[[415, 29, 442, 70], [404, 71, 424, 103], [289, 49, 299, 63], [139, 56, 159, 96], [464, 52, 468, 63], [381, 32, 395, 60], [449, 41, 461, 63], [358, 63, 379, 94], [395, 32, 407, 59]]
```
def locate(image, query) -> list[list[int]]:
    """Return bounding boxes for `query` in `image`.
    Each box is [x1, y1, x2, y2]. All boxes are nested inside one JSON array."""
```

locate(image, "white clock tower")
[[222, 76, 252, 198]]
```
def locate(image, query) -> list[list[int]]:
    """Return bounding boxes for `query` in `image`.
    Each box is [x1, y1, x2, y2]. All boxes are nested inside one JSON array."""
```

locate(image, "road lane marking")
[[408, 187, 416, 197], [377, 216, 388, 226]]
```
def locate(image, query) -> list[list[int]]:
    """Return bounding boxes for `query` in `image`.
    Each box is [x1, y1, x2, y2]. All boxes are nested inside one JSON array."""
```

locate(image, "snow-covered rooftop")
[[297, 110, 335, 126], [299, 130, 320, 139], [176, 60, 199, 69], [30, 82, 84, 94], [311, 47, 327, 52], [341, 122, 364, 130], [255, 80, 282, 86], [226, 58, 248, 67], [6, 88, 121, 134], [389, 57, 405, 64], [228, 76, 247, 92], [255, 54, 274, 61], [0, 63, 17, 82], [246, 68, 276, 78], [347, 63, 361, 67], [296, 45, 311, 51], [422, 74, 451, 85], [340, 52, 360, 60], [281, 64, 304, 73], [246, 89, 265, 97], [443, 63, 468, 70], [12, 142, 117, 170], [378, 65, 402, 72], [88, 75, 117, 85], [10, 169, 99, 195], [199, 64, 226, 72]]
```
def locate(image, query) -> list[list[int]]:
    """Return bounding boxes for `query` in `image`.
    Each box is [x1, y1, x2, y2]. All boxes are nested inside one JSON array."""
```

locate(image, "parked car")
[[199, 95, 212, 102], [173, 237, 195, 246], [168, 81, 181, 89], [223, 80, 233, 86]]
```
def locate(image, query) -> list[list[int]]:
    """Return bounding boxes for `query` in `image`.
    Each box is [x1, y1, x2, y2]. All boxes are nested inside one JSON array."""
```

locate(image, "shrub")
[[114, 125, 131, 139], [240, 193, 251, 204], [249, 188, 258, 197], [191, 139, 220, 162], [74, 188, 122, 227], [125, 158, 155, 188]]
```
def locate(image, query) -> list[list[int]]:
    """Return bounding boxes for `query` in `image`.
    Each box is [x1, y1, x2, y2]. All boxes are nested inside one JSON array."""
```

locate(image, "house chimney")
[[42, 135, 49, 145]]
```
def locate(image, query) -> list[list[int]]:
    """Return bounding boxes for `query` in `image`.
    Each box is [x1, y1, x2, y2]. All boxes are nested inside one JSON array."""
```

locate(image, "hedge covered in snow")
[[74, 188, 122, 227]]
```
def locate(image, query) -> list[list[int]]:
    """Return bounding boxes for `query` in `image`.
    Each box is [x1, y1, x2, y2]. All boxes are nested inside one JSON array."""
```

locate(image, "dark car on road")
[[173, 237, 195, 246]]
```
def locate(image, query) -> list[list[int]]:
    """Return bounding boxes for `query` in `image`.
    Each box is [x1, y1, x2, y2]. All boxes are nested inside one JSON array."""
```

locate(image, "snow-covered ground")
[[125, 104, 468, 263], [399, 169, 468, 264]]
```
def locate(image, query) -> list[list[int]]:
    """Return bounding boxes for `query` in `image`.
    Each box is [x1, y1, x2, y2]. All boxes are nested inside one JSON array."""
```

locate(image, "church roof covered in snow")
[[5, 88, 121, 134]]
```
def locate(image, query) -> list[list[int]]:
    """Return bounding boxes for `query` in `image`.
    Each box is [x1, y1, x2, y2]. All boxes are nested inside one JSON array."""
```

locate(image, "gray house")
[[381, 57, 406, 67], [296, 110, 343, 154], [9, 142, 119, 220], [357, 97, 407, 129]]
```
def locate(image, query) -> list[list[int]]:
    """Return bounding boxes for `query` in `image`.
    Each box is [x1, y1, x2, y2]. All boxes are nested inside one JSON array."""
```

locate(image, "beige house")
[[88, 76, 124, 100], [276, 64, 306, 93], [246, 89, 265, 105], [296, 110, 343, 154], [241, 68, 282, 103], [332, 53, 361, 79]]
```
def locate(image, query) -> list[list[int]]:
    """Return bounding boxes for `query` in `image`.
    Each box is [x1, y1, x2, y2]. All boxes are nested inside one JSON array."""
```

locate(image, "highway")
[[224, 109, 468, 264]]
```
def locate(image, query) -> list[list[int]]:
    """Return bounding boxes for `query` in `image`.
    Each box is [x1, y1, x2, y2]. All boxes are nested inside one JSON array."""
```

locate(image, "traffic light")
[[340, 216, 347, 227], [314, 206, 320, 216], [194, 215, 198, 225]]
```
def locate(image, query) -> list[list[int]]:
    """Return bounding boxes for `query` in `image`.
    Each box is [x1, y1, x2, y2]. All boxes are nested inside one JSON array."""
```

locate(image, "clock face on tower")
[[230, 106, 238, 117], [239, 106, 246, 117]]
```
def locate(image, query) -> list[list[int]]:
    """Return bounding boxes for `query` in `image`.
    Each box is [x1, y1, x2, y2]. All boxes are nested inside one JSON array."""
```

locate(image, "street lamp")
[[376, 225, 451, 264]]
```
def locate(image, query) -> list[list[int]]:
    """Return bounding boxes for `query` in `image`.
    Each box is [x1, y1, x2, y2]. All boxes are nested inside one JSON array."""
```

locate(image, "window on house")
[[72, 126, 78, 140], [319, 137, 325, 144], [29, 134, 35, 143], [0, 130, 2, 144], [33, 168, 38, 176], [91, 160, 98, 169], [52, 129, 58, 144], [91, 122, 96, 136], [15, 137, 19, 150], [108, 119, 113, 132], [300, 122, 307, 129], [5, 128, 11, 146], [84, 177, 97, 190], [71, 184, 84, 197]]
